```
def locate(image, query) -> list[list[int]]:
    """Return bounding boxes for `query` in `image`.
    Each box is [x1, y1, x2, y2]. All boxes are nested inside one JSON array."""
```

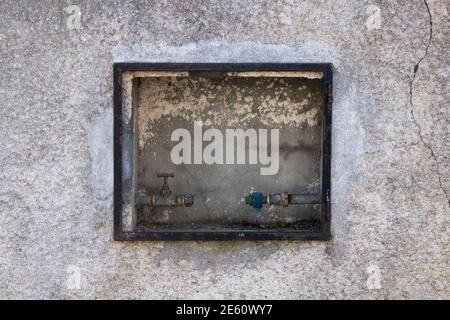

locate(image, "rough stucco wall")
[[0, 0, 448, 299]]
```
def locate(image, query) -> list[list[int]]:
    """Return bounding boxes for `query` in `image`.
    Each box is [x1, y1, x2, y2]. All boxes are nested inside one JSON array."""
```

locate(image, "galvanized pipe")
[[245, 192, 321, 210], [288, 193, 321, 205]]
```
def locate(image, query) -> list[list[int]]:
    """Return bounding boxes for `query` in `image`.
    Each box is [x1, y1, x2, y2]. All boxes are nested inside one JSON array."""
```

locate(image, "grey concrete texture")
[[0, 0, 448, 299]]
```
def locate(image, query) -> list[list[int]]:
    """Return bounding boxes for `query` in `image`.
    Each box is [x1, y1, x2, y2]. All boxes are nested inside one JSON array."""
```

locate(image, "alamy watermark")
[[171, 121, 280, 175], [64, 5, 81, 30], [66, 264, 82, 290], [365, 5, 382, 31], [366, 263, 382, 290]]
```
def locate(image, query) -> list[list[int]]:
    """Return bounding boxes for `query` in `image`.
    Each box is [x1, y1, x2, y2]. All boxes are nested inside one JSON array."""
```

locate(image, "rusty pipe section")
[[245, 191, 320, 211], [135, 194, 193, 207], [135, 173, 194, 208]]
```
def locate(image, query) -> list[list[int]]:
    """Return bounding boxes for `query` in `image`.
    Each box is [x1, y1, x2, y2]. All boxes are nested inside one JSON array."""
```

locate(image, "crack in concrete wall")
[[408, 0, 449, 204]]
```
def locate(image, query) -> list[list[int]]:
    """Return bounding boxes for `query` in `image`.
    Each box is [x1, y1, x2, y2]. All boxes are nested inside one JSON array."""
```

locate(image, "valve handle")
[[157, 173, 174, 182], [157, 173, 174, 178], [157, 173, 174, 197]]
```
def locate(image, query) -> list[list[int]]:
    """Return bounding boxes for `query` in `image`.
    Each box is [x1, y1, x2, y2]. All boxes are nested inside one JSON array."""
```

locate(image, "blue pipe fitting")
[[245, 192, 264, 212]]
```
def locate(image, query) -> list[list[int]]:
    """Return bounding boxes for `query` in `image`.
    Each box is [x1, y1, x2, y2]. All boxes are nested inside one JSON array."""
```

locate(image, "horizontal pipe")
[[246, 192, 321, 209], [288, 193, 321, 205], [135, 194, 193, 207]]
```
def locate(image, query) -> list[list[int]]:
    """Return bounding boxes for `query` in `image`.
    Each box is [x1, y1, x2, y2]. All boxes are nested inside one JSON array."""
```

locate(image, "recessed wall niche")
[[114, 63, 332, 240]]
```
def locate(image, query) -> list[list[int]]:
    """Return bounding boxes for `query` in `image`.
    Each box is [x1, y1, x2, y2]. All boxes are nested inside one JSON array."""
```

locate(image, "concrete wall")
[[0, 0, 448, 299]]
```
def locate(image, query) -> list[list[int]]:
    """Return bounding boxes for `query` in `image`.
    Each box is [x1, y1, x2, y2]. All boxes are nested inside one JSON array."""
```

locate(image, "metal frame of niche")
[[113, 63, 333, 241]]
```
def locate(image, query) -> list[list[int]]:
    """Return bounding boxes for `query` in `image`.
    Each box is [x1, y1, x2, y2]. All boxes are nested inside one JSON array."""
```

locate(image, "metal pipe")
[[135, 173, 194, 208], [288, 193, 321, 205], [245, 191, 321, 210], [135, 194, 193, 207]]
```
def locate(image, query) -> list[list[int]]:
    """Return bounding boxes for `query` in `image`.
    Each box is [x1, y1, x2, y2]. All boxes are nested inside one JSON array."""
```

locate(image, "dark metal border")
[[113, 63, 332, 241]]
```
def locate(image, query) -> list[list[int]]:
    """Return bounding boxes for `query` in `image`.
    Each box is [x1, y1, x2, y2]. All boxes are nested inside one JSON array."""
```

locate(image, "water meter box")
[[113, 63, 332, 240]]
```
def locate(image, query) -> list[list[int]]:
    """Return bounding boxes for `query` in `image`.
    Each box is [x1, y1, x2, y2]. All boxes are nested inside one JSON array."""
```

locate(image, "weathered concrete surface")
[[0, 0, 448, 299]]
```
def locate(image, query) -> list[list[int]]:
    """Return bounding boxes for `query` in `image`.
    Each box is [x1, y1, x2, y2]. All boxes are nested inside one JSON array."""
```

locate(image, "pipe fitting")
[[245, 191, 320, 211], [135, 173, 194, 208]]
